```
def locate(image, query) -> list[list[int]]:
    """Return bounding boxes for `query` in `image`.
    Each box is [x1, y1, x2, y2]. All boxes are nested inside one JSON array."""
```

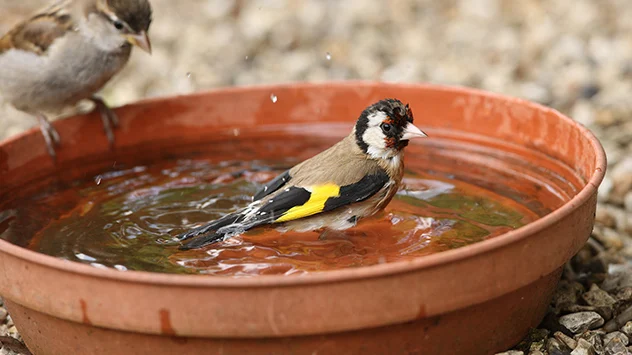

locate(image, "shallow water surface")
[[0, 136, 544, 277]]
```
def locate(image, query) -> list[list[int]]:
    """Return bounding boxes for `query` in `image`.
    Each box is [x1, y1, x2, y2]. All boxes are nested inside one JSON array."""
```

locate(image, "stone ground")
[[1, 1, 631, 354]]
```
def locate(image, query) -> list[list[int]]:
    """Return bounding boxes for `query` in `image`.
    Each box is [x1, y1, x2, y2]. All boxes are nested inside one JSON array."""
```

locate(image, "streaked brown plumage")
[[0, 0, 152, 158]]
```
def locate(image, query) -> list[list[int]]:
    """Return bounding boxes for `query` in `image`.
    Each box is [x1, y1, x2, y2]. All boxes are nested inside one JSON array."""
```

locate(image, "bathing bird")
[[177, 98, 428, 250], [0, 0, 153, 158]]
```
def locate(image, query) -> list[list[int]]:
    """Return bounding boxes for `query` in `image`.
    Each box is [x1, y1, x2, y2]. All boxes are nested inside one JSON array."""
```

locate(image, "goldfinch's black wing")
[[252, 170, 291, 201], [178, 170, 390, 250], [271, 171, 390, 223]]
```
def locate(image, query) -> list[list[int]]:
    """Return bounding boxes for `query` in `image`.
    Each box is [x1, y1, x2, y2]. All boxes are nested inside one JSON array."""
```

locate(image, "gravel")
[[1, 0, 631, 354], [559, 312, 606, 334]]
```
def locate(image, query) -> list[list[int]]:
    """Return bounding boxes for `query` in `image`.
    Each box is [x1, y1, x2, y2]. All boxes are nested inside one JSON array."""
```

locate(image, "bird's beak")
[[401, 123, 428, 140], [126, 31, 152, 54]]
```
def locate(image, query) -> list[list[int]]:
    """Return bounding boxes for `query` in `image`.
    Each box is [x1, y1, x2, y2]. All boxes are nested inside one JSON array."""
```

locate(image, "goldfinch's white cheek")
[[362, 128, 386, 151]]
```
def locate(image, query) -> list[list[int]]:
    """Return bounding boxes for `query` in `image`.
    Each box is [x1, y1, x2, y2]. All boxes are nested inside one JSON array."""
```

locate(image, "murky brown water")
[[0, 136, 543, 276]]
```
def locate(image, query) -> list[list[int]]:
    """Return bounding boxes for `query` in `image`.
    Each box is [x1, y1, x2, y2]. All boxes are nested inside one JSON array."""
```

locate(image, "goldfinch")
[[177, 98, 427, 250]]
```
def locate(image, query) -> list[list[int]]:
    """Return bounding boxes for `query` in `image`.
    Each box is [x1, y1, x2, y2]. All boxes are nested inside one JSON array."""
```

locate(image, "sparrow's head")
[[86, 0, 153, 53], [355, 99, 427, 159]]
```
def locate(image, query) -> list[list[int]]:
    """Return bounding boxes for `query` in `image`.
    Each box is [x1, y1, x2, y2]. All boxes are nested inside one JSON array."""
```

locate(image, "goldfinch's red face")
[[355, 99, 426, 160]]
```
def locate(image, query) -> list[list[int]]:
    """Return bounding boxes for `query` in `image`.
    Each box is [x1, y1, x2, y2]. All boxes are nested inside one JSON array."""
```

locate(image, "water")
[[0, 141, 542, 276]]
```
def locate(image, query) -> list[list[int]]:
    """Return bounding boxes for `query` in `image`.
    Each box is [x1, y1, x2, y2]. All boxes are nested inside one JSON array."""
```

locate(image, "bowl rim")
[[0, 81, 607, 288]]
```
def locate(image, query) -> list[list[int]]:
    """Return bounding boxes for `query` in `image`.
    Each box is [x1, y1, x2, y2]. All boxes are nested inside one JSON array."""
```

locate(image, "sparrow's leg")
[[90, 96, 119, 145], [35, 113, 61, 158]]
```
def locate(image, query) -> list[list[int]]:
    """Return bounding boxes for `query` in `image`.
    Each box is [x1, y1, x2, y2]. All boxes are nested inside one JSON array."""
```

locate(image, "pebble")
[[546, 337, 572, 355], [0, 308, 6, 324], [605, 306, 632, 333], [598, 177, 614, 203], [624, 192, 632, 212], [610, 157, 632, 202], [604, 337, 629, 355], [603, 265, 632, 292], [583, 284, 617, 320], [604, 332, 630, 347], [621, 322, 632, 337], [571, 339, 596, 355], [596, 204, 617, 228], [556, 331, 579, 349], [553, 281, 586, 313], [579, 331, 606, 354], [559, 312, 605, 334], [595, 227, 626, 252], [495, 351, 524, 355]]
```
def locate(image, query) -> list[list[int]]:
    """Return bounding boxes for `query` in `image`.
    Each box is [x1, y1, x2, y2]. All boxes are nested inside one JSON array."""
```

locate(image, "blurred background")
[[1, 1, 631, 353], [1, 0, 631, 139]]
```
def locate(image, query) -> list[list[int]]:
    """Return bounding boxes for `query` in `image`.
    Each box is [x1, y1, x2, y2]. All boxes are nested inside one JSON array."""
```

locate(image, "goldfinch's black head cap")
[[355, 99, 416, 154]]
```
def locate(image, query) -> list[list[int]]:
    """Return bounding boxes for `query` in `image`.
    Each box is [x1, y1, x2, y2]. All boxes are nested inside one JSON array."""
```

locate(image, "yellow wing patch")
[[275, 184, 340, 222]]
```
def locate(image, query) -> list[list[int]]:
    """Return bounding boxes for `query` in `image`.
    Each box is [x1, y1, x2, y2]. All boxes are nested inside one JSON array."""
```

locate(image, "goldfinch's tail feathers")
[[177, 213, 246, 250]]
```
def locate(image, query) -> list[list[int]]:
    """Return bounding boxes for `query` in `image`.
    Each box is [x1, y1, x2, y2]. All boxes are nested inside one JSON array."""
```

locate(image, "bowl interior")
[[0, 82, 605, 277]]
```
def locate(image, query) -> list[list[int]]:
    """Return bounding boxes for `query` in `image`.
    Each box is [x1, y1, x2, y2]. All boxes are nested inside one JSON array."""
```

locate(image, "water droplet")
[[233, 129, 240, 136], [90, 262, 108, 270], [245, 55, 249, 60], [186, 72, 192, 78], [270, 94, 278, 103], [94, 175, 102, 185], [75, 252, 96, 262], [325, 52, 331, 60]]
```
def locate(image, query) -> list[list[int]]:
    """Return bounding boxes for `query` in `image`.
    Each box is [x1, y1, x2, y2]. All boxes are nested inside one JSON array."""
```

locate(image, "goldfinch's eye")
[[113, 20, 125, 30], [381, 123, 392, 134]]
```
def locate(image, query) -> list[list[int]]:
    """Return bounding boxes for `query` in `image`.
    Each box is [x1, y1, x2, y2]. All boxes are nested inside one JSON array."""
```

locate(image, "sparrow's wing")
[[252, 170, 291, 201], [177, 170, 390, 250], [0, 1, 74, 55]]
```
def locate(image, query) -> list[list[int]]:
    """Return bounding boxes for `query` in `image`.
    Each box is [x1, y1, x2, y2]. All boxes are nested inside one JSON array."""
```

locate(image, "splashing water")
[[1, 145, 541, 276]]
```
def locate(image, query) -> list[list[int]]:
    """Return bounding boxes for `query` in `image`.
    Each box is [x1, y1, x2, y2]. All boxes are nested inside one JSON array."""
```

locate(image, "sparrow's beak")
[[401, 123, 428, 140], [126, 31, 152, 54]]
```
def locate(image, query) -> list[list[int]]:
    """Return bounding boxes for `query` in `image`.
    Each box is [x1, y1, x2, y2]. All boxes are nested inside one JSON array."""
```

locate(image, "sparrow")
[[177, 99, 428, 250], [0, 0, 153, 158]]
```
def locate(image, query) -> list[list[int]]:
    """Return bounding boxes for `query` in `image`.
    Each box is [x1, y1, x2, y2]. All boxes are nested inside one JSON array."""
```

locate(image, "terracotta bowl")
[[0, 82, 606, 355]]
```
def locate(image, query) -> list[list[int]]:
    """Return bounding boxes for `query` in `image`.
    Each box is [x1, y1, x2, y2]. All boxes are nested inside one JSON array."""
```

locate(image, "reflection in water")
[[2, 153, 540, 276]]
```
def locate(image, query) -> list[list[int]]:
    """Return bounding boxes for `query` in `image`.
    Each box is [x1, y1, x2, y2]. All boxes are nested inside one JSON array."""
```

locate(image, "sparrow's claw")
[[35, 113, 60, 158], [91, 96, 119, 145]]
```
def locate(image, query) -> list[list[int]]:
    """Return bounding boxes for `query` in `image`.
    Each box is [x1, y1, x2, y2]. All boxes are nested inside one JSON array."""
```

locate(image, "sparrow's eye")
[[113, 20, 125, 31], [381, 123, 392, 134]]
